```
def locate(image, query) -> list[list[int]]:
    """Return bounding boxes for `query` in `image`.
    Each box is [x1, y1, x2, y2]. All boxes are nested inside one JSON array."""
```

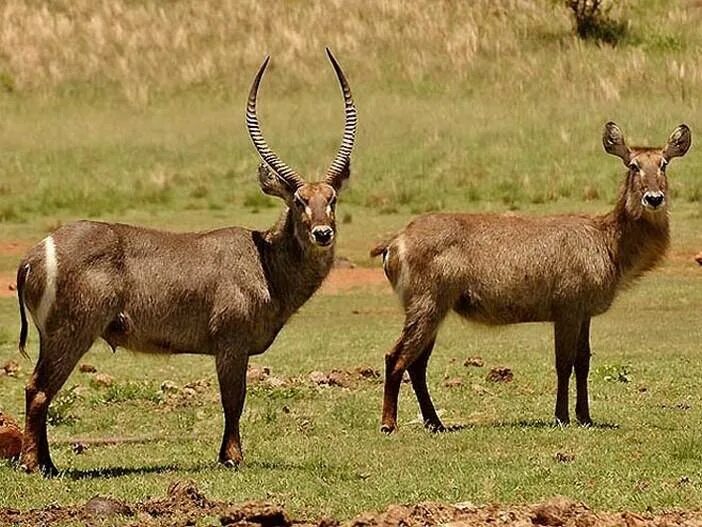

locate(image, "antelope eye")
[[329, 195, 337, 207], [628, 163, 640, 172], [660, 160, 668, 171]]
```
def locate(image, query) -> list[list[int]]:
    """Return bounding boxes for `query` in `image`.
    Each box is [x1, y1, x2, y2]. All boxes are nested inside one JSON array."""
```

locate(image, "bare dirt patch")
[[2, 486, 702, 527], [0, 241, 31, 257], [0, 267, 389, 298], [320, 268, 388, 294]]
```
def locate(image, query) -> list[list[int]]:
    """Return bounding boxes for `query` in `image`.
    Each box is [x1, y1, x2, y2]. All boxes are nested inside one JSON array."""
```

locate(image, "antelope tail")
[[17, 263, 30, 359], [370, 242, 389, 258]]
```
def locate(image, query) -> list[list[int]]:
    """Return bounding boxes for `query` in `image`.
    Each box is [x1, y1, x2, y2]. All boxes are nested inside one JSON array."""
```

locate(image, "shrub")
[[565, 0, 627, 45]]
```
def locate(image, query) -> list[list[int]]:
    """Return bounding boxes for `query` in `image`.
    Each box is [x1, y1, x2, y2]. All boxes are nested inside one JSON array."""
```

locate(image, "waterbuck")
[[371, 122, 691, 433], [15, 48, 357, 475]]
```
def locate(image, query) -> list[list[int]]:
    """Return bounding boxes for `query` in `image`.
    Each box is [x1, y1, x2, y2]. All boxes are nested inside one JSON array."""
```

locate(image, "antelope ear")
[[602, 121, 631, 165], [258, 164, 294, 200], [663, 124, 692, 161]]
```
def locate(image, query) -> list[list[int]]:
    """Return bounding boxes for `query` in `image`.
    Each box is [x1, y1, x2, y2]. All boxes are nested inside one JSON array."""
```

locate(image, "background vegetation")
[[0, 0, 701, 522]]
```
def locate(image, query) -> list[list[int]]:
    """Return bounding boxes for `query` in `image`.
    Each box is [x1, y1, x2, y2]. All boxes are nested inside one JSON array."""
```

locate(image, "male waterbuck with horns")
[[15, 48, 357, 475], [372, 122, 691, 433]]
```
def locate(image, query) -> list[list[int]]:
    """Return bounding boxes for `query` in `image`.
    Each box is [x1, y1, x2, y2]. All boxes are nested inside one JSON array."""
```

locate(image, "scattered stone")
[[91, 373, 114, 387], [160, 380, 179, 393], [0, 412, 23, 460], [247, 366, 272, 384], [443, 377, 464, 388], [486, 367, 513, 383], [464, 356, 485, 368], [7, 283, 16, 292], [678, 475, 692, 486], [71, 442, 88, 455], [554, 452, 575, 464], [78, 363, 97, 373], [354, 366, 380, 379], [696, 252, 702, 266], [308, 370, 349, 388], [83, 496, 132, 517], [1, 360, 20, 377]]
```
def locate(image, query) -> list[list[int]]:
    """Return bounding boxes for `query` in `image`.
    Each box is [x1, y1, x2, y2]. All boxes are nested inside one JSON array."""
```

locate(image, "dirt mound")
[[0, 412, 23, 459], [2, 486, 702, 527], [247, 365, 381, 390], [349, 497, 702, 527], [0, 480, 298, 527]]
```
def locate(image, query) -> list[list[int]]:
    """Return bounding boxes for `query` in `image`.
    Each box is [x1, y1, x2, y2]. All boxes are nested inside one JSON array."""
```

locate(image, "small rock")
[[2, 360, 21, 377], [0, 412, 22, 460], [678, 475, 692, 486], [7, 283, 16, 292], [71, 442, 88, 455], [92, 373, 114, 387], [79, 364, 97, 374], [464, 356, 485, 368], [486, 367, 513, 383], [554, 452, 575, 464], [696, 252, 702, 266], [308, 370, 349, 387], [84, 496, 132, 517], [247, 366, 271, 384], [266, 376, 287, 388], [160, 380, 179, 393], [354, 366, 380, 379], [308, 371, 327, 385], [443, 377, 464, 388], [182, 386, 197, 398]]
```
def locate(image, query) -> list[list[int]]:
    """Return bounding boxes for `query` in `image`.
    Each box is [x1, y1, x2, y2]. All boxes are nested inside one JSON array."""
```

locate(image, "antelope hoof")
[[424, 420, 447, 433], [220, 458, 241, 470], [554, 416, 570, 427], [380, 422, 396, 435], [41, 463, 60, 478], [577, 416, 593, 427]]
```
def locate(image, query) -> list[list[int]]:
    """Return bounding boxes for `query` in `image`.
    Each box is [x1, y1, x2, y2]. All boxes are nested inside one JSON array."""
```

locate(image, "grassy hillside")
[[0, 0, 701, 223]]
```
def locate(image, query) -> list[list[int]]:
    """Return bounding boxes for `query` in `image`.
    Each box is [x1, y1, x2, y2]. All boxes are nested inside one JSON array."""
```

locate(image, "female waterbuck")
[[372, 122, 691, 433], [15, 48, 357, 475]]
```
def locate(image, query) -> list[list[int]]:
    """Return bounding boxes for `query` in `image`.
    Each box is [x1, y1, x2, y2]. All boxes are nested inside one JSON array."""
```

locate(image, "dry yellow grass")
[[1, 0, 561, 103]]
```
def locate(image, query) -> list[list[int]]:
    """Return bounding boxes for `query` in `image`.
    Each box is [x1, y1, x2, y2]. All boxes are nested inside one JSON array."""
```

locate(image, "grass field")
[[0, 0, 701, 524]]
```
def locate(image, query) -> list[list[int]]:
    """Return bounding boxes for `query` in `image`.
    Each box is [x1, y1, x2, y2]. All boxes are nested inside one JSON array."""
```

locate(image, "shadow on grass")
[[63, 462, 211, 480], [491, 419, 620, 430], [62, 458, 318, 480]]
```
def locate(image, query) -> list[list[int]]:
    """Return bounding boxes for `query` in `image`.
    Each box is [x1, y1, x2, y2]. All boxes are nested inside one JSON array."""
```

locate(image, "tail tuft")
[[370, 242, 388, 258], [17, 263, 30, 359]]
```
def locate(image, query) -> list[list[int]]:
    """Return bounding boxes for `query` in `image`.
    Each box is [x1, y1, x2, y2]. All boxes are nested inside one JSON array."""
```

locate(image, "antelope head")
[[603, 122, 691, 219], [246, 48, 357, 249]]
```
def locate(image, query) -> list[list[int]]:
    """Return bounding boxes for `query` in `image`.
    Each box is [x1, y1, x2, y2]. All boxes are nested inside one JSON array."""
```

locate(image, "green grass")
[[0, 229, 700, 520], [0, 0, 702, 522], [0, 205, 701, 520]]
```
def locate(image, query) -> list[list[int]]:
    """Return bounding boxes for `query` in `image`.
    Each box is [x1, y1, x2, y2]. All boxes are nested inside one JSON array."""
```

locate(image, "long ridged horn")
[[246, 56, 305, 190], [324, 48, 357, 188]]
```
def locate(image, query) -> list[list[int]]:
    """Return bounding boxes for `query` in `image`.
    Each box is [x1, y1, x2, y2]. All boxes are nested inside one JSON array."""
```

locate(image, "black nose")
[[312, 227, 334, 245], [644, 192, 664, 208]]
